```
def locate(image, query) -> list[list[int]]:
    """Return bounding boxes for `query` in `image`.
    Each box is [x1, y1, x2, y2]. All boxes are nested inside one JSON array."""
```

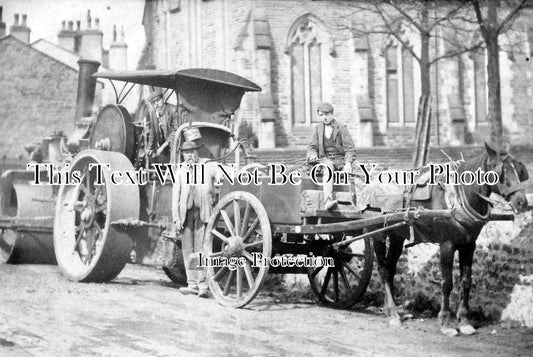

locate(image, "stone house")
[[140, 0, 533, 149], [0, 9, 129, 158]]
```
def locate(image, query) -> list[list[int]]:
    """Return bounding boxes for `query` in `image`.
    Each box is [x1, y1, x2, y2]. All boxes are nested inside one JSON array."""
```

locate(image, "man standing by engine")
[[307, 102, 357, 210], [172, 140, 219, 298], [147, 88, 179, 158]]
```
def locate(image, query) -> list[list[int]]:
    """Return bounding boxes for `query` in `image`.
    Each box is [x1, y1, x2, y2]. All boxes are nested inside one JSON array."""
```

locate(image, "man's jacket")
[[172, 159, 219, 226], [148, 105, 179, 150], [306, 119, 356, 164]]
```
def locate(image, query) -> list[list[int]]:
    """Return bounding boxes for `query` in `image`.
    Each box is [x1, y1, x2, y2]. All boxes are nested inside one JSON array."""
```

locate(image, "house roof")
[[0, 35, 78, 73], [30, 38, 80, 71]]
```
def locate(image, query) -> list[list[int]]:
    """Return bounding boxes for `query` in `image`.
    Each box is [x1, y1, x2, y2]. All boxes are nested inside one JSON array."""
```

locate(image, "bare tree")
[[470, 0, 532, 148], [340, 0, 479, 101]]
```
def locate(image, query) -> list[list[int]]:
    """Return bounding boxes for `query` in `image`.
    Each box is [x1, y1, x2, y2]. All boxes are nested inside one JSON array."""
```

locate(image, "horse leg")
[[457, 243, 476, 335], [374, 234, 402, 327], [438, 241, 458, 336], [386, 233, 405, 300]]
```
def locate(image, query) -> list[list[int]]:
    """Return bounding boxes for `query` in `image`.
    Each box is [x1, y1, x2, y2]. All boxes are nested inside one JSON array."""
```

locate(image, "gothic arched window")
[[287, 15, 330, 126], [385, 42, 416, 125]]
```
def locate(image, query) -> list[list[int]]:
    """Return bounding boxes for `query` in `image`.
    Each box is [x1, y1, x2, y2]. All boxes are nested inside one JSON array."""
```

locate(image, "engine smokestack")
[[75, 59, 101, 122]]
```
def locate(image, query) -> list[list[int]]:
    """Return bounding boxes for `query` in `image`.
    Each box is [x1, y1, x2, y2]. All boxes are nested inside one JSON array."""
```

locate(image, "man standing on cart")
[[307, 102, 357, 210]]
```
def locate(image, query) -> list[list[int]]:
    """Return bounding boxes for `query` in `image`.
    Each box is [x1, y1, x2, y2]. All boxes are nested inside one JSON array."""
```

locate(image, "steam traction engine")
[[0, 59, 261, 285]]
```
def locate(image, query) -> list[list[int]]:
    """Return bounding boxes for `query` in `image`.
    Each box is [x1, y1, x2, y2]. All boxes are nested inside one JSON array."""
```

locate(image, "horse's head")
[[485, 143, 529, 213]]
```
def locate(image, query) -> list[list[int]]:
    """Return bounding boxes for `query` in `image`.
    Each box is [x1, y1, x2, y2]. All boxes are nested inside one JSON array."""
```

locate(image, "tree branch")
[[496, 0, 528, 34], [374, 2, 421, 63]]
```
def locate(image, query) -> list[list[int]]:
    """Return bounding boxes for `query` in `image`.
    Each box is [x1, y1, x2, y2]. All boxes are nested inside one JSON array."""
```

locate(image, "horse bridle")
[[489, 154, 528, 200]]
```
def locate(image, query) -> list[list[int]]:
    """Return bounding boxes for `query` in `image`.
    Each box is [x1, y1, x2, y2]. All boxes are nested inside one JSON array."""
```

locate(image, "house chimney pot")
[[22, 14, 27, 27], [95, 18, 99, 29], [113, 24, 117, 42], [76, 20, 81, 31], [61, 20, 66, 30], [14, 14, 19, 26], [68, 21, 73, 31], [87, 10, 91, 28]]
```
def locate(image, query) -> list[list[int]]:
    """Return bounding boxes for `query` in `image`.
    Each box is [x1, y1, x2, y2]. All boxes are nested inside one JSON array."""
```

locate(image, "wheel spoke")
[[243, 261, 255, 288], [220, 210, 236, 237], [233, 200, 241, 238], [94, 185, 104, 201], [79, 183, 90, 197], [95, 202, 107, 213], [74, 226, 85, 246], [333, 267, 339, 302], [310, 265, 323, 279], [236, 267, 243, 298], [240, 202, 251, 236], [241, 250, 255, 262], [243, 240, 263, 250], [212, 229, 229, 243], [208, 251, 224, 258], [212, 266, 228, 282], [83, 228, 95, 264], [242, 217, 259, 242], [223, 270, 235, 296], [320, 267, 333, 296], [342, 260, 361, 281], [339, 264, 352, 291]]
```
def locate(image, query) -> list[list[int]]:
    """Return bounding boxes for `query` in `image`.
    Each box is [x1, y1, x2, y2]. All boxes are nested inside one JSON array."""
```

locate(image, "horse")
[[373, 143, 529, 336]]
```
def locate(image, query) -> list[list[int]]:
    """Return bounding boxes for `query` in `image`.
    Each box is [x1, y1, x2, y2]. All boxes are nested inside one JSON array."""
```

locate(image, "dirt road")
[[0, 264, 531, 357]]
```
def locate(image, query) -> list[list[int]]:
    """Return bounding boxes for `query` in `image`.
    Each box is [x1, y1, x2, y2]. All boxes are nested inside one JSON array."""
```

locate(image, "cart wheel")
[[0, 229, 16, 264], [54, 150, 139, 282], [308, 232, 374, 309], [205, 191, 271, 307]]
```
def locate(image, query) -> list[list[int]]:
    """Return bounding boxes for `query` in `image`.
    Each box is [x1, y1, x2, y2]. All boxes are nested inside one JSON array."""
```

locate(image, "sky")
[[1, 0, 145, 70]]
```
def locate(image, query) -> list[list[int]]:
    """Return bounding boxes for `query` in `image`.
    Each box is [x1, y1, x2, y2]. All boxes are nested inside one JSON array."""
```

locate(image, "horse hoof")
[[459, 324, 476, 335], [389, 318, 402, 328], [440, 327, 459, 337]]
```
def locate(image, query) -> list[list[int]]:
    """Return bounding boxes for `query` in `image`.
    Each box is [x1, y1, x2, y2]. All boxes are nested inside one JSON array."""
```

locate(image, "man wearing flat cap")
[[147, 87, 179, 158], [172, 140, 219, 298], [307, 102, 357, 210]]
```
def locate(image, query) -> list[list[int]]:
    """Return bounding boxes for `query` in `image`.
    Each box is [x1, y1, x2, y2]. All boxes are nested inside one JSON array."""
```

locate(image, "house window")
[[473, 51, 487, 124], [288, 17, 325, 125]]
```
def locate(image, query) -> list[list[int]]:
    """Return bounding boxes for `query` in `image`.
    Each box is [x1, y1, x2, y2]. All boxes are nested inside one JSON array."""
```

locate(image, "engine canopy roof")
[[93, 68, 261, 92]]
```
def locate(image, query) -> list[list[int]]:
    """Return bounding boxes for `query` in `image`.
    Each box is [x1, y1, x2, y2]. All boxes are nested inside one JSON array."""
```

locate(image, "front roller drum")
[[205, 191, 271, 308], [54, 150, 139, 282]]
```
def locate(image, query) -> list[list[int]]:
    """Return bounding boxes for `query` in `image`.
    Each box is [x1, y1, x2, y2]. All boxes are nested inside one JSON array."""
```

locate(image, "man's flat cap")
[[181, 140, 200, 151], [317, 102, 334, 113], [148, 88, 164, 101]]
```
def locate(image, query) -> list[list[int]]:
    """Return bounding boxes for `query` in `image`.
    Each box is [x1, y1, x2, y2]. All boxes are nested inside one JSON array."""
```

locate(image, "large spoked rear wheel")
[[308, 232, 374, 309], [205, 191, 271, 308], [54, 150, 139, 282]]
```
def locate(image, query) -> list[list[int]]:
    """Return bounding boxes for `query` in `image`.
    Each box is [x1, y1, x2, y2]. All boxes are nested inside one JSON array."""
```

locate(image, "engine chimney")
[[75, 59, 101, 122]]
